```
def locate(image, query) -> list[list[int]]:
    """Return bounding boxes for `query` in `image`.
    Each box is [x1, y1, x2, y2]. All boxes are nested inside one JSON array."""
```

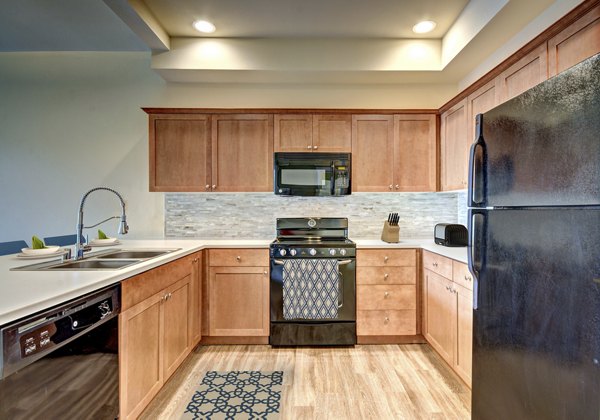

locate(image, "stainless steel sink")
[[47, 259, 140, 270], [11, 248, 181, 271], [95, 250, 177, 259]]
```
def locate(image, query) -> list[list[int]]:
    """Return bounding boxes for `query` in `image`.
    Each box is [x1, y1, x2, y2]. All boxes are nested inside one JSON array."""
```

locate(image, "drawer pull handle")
[[236, 256, 241, 261], [384, 317, 390, 324], [384, 292, 389, 298], [384, 273, 389, 280]]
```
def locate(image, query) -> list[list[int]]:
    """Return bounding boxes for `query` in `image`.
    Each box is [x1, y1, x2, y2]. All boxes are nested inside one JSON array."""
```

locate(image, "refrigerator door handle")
[[468, 113, 486, 207], [468, 209, 485, 310]]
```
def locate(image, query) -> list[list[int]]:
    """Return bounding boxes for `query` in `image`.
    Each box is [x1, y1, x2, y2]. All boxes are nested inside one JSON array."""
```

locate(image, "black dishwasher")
[[0, 285, 120, 420]]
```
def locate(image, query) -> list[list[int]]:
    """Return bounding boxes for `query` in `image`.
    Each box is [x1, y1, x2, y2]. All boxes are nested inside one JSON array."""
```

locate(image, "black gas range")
[[269, 217, 356, 346]]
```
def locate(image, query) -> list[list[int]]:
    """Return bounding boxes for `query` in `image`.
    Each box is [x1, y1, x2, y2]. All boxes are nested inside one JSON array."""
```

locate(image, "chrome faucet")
[[75, 187, 129, 260]]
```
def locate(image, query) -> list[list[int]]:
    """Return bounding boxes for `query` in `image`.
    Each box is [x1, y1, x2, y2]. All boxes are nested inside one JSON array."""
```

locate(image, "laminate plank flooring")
[[140, 344, 471, 420]]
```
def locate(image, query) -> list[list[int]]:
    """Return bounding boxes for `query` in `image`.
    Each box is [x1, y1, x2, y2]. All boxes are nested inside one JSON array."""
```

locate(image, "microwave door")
[[279, 165, 333, 195]]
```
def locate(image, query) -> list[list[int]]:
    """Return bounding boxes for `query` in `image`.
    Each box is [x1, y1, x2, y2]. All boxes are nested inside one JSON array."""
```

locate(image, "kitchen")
[[1, 0, 599, 419]]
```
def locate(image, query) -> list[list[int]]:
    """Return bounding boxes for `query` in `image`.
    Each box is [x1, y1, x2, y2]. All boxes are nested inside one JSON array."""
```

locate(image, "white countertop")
[[0, 238, 466, 325]]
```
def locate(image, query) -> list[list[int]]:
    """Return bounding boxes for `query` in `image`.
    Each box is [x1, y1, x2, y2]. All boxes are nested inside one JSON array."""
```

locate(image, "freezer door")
[[469, 53, 600, 208], [469, 208, 600, 420]]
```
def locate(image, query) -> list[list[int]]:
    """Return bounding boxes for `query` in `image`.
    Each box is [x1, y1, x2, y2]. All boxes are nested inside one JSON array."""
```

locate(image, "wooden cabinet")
[[275, 114, 351, 152], [211, 114, 274, 192], [422, 250, 473, 387], [548, 4, 600, 77], [357, 249, 418, 340], [498, 43, 548, 102], [466, 79, 499, 140], [440, 99, 469, 191], [119, 255, 195, 420], [207, 249, 270, 338], [352, 114, 436, 192], [149, 114, 211, 192]]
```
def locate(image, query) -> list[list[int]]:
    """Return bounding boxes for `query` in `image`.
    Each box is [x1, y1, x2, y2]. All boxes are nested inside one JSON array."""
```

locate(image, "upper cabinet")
[[274, 114, 351, 153], [548, 4, 600, 77], [148, 113, 273, 192], [149, 114, 211, 192], [211, 114, 274, 192], [466, 79, 499, 140], [352, 114, 436, 192], [440, 99, 469, 191], [497, 43, 548, 103]]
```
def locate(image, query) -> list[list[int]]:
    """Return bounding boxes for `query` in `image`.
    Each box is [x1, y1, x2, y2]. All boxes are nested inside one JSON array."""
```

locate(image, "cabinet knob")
[[205, 184, 210, 190], [465, 275, 471, 281], [313, 145, 318, 150], [307, 145, 312, 150], [384, 317, 390, 324], [384, 291, 389, 298], [433, 262, 438, 267], [384, 273, 389, 280], [384, 256, 389, 262], [445, 285, 450, 291], [236, 256, 241, 261], [263, 270, 268, 275], [389, 185, 393, 190], [212, 184, 216, 189], [193, 258, 198, 262], [395, 184, 399, 189]]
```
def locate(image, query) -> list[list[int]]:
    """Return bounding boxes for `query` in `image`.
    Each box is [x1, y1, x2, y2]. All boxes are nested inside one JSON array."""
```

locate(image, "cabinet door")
[[190, 253, 202, 346], [119, 294, 163, 420], [467, 79, 499, 140], [211, 114, 274, 192], [548, 4, 600, 77], [454, 283, 473, 387], [209, 266, 269, 336], [149, 114, 211, 192], [351, 115, 395, 192], [498, 43, 548, 102], [274, 114, 313, 152], [394, 114, 437, 192], [313, 114, 352, 152], [440, 98, 469, 191], [424, 270, 454, 364], [163, 276, 192, 381]]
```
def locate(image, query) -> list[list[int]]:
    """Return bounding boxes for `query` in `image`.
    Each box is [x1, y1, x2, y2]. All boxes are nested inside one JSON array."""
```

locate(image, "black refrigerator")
[[468, 53, 600, 420]]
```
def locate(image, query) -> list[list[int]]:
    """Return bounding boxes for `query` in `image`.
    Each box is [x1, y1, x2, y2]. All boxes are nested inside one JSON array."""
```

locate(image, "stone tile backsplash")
[[165, 192, 465, 239]]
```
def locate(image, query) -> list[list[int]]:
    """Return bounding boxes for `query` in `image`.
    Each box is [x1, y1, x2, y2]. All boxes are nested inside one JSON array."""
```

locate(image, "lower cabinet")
[[423, 250, 473, 387], [119, 253, 200, 420], [356, 249, 418, 342], [207, 249, 270, 339]]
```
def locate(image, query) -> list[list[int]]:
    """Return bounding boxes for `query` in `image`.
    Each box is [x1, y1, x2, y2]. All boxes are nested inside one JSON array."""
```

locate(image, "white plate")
[[21, 246, 61, 255], [17, 249, 67, 259], [89, 239, 121, 247]]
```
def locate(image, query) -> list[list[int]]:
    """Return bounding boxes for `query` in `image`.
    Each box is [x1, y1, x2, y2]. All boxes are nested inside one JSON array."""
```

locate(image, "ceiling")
[[0, 0, 575, 86]]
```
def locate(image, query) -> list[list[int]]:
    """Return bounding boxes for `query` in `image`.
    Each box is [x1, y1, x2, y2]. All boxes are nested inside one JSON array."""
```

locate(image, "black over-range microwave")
[[274, 152, 351, 196]]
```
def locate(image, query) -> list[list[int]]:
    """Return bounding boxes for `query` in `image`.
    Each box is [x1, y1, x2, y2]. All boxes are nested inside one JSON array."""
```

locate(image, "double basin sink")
[[12, 249, 181, 271]]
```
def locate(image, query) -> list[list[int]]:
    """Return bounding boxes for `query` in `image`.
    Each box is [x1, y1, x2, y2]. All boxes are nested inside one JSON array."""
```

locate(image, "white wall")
[[0, 52, 457, 243]]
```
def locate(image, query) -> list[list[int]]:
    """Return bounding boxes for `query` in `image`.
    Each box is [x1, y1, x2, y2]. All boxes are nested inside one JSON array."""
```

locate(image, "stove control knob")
[[290, 249, 297, 256], [279, 249, 287, 257], [329, 249, 336, 256], [309, 248, 317, 256], [339, 249, 347, 256]]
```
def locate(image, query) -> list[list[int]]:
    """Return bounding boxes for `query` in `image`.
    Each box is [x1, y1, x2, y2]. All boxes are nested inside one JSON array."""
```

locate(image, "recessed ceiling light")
[[193, 20, 216, 34], [412, 20, 437, 34]]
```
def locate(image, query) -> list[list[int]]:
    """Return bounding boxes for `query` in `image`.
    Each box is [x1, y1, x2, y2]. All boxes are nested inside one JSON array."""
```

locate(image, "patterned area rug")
[[181, 371, 283, 419]]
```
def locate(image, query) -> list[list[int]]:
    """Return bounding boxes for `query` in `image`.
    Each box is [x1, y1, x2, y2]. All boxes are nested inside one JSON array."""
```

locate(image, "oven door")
[[270, 257, 356, 322]]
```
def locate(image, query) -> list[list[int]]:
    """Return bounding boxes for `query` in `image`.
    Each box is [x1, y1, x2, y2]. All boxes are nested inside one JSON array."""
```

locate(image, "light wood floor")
[[141, 344, 471, 420]]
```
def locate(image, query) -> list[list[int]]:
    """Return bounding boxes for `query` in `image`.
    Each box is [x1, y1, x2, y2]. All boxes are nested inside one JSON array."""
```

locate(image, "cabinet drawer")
[[357, 249, 416, 267], [357, 310, 416, 335], [422, 251, 452, 279], [356, 266, 416, 285], [357, 285, 416, 310], [453, 261, 474, 291], [208, 249, 268, 267]]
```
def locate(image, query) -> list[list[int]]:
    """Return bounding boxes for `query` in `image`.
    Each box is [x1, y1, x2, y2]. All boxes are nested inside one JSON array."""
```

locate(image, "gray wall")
[[165, 192, 463, 239]]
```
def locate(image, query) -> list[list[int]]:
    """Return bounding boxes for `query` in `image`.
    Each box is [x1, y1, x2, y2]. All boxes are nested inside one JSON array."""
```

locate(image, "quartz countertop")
[[0, 237, 466, 325]]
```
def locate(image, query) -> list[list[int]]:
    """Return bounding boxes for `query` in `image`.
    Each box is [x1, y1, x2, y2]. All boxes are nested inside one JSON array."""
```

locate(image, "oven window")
[[281, 169, 331, 187]]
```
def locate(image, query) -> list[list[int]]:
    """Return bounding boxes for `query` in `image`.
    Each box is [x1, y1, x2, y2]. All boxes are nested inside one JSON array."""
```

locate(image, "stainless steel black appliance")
[[270, 217, 356, 345], [468, 54, 600, 420], [274, 153, 351, 196], [0, 285, 121, 420]]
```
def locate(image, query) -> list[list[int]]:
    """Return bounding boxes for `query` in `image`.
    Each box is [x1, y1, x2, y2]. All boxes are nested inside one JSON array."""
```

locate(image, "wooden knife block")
[[381, 221, 400, 243]]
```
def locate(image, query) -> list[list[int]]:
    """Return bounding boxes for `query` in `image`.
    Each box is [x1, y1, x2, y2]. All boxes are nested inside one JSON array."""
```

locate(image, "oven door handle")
[[338, 271, 344, 308], [272, 258, 353, 265]]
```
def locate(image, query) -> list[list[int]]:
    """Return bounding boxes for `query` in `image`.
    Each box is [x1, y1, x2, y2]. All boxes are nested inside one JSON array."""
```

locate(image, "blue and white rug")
[[182, 371, 283, 419]]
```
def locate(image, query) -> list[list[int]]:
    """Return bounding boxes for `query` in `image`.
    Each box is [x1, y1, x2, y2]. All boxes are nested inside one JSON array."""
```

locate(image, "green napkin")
[[32, 235, 46, 249]]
